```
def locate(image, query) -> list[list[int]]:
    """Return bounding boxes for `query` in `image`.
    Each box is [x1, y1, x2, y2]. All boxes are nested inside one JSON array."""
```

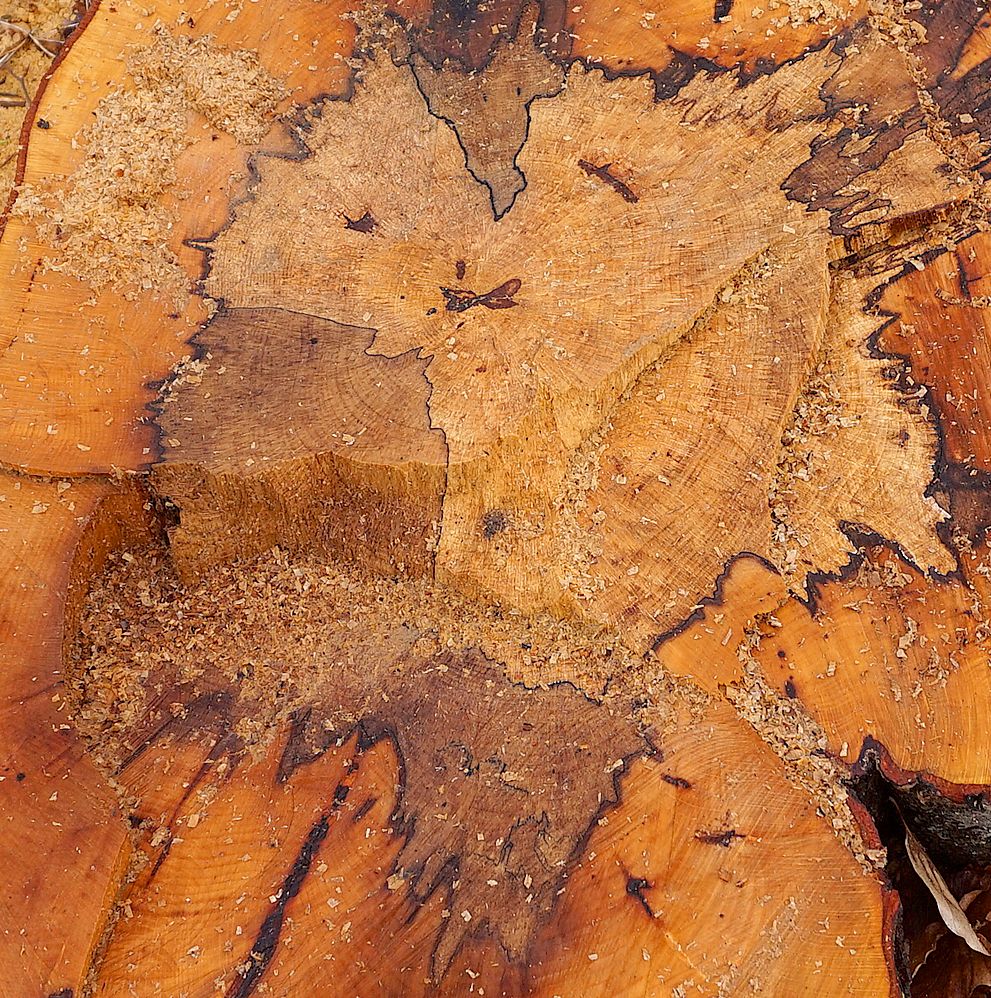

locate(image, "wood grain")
[[0, 0, 989, 994]]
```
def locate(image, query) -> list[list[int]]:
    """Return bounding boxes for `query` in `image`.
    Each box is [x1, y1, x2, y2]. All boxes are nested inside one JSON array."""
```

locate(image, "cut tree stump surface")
[[1, 0, 990, 995]]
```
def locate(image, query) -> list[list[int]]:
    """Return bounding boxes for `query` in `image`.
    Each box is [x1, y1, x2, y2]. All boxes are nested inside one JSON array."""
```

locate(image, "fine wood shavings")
[[12, 28, 284, 300]]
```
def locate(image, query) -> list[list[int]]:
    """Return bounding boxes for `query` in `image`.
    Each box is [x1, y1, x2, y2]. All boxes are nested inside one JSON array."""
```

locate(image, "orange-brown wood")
[[1, 0, 991, 994], [879, 233, 991, 474], [0, 476, 135, 994], [0, 0, 355, 475]]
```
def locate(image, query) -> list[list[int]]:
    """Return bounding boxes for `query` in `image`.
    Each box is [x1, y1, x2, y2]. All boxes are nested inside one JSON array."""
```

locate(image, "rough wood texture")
[[2, 0, 991, 995]]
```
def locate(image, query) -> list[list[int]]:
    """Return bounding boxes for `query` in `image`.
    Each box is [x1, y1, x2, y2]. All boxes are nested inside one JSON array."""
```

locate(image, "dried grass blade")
[[904, 823, 990, 956]]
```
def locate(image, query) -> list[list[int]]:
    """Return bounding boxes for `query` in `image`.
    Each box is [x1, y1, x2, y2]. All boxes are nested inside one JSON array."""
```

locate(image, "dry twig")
[[0, 18, 62, 60], [0, 67, 28, 108], [0, 16, 66, 108]]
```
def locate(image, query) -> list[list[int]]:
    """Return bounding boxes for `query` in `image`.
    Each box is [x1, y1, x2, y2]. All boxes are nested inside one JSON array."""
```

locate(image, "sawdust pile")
[[12, 28, 284, 299], [68, 541, 664, 975], [553, 429, 608, 602], [733, 616, 887, 873], [768, 355, 855, 576], [67, 538, 880, 873], [67, 544, 647, 771]]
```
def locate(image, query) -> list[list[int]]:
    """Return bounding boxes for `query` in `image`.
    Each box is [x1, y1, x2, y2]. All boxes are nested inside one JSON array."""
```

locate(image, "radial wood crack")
[[1, 0, 991, 996]]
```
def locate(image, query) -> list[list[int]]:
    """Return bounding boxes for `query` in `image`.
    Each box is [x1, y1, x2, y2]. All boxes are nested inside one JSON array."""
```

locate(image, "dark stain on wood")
[[277, 708, 334, 784], [399, 0, 538, 71], [782, 21, 928, 236], [441, 277, 521, 312], [352, 796, 377, 822], [626, 875, 657, 917], [695, 828, 745, 847], [114, 689, 236, 776], [947, 466, 991, 548], [910, 0, 991, 155], [73, 549, 654, 986], [661, 773, 692, 789], [330, 649, 651, 977], [226, 759, 359, 998], [653, 49, 719, 101], [344, 210, 377, 233], [578, 159, 639, 203], [481, 509, 508, 538], [152, 307, 448, 581]]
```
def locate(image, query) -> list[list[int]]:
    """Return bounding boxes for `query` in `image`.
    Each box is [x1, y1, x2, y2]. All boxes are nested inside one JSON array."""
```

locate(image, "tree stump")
[[1, 0, 991, 994]]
